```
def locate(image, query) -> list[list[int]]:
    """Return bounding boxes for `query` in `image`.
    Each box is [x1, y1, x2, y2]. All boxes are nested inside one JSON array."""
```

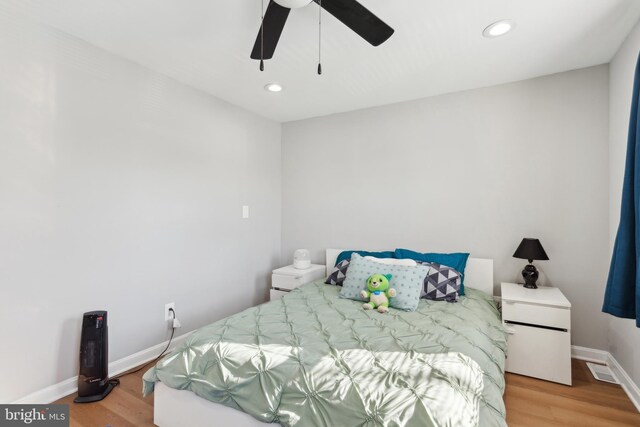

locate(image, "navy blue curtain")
[[603, 52, 640, 327]]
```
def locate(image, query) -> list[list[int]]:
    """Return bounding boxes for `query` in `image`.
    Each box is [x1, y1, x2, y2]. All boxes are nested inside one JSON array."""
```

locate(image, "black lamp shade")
[[513, 238, 549, 262]]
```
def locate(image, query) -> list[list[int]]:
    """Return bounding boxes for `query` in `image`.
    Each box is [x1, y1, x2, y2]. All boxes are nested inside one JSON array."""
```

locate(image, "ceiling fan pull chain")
[[260, 0, 265, 71], [317, 0, 322, 75]]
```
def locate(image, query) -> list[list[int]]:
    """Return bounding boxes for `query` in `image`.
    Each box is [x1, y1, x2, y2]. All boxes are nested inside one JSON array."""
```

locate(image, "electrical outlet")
[[165, 302, 175, 321]]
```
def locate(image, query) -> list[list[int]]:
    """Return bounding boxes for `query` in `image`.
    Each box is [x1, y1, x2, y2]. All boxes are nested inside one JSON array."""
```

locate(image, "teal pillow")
[[394, 249, 470, 295], [339, 253, 429, 311], [335, 250, 395, 266]]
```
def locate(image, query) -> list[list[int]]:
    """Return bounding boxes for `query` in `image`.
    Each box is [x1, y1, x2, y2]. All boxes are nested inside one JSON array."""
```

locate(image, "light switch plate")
[[242, 205, 249, 219]]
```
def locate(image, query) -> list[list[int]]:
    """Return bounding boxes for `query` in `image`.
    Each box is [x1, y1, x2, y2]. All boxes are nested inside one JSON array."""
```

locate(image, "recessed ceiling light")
[[264, 83, 283, 93], [483, 20, 515, 38]]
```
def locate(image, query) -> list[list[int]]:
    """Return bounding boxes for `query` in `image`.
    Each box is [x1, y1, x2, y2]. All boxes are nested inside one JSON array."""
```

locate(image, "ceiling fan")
[[250, 0, 394, 61]]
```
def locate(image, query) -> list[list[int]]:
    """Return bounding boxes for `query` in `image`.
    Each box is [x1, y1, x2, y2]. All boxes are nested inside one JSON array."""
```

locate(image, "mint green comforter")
[[144, 282, 507, 426]]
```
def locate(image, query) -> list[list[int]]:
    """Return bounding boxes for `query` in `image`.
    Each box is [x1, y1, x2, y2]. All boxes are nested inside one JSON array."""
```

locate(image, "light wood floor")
[[57, 359, 640, 426], [505, 359, 640, 426]]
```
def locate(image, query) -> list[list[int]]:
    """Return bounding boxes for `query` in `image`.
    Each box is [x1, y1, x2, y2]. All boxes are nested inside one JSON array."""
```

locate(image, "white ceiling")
[[5, 0, 640, 122]]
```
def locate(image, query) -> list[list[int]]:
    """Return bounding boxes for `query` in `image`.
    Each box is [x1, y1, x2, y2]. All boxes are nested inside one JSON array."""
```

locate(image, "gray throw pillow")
[[421, 262, 461, 302], [325, 259, 350, 286]]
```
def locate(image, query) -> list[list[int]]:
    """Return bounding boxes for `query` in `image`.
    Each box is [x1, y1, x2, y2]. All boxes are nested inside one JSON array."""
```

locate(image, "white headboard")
[[325, 249, 494, 296]]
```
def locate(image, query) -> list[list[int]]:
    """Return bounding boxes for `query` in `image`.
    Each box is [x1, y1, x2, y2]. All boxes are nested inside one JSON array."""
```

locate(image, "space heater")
[[74, 310, 116, 403]]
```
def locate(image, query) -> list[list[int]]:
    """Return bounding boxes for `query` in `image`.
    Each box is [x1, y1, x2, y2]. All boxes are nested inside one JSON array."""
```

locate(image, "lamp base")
[[522, 263, 539, 289]]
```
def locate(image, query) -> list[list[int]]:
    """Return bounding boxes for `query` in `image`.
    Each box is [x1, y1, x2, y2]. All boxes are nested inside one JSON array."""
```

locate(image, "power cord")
[[111, 307, 179, 381]]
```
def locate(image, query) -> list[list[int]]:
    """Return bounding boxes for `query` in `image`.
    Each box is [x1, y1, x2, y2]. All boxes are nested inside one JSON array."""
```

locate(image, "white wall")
[[0, 13, 281, 402], [282, 65, 610, 350], [608, 20, 640, 388]]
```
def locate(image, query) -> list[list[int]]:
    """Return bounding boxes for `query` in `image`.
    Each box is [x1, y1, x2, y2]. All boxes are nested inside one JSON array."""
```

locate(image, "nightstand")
[[270, 264, 326, 301], [501, 282, 572, 385]]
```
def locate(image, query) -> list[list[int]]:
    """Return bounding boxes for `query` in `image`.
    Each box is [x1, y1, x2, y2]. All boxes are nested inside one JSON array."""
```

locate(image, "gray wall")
[[608, 20, 640, 387], [282, 65, 610, 350], [0, 15, 281, 402]]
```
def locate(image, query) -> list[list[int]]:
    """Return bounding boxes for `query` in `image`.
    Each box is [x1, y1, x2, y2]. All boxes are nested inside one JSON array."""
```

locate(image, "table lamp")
[[513, 238, 549, 289]]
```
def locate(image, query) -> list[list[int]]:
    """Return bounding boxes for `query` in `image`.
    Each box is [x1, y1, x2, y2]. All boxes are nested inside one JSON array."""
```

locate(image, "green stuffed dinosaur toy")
[[360, 273, 397, 313]]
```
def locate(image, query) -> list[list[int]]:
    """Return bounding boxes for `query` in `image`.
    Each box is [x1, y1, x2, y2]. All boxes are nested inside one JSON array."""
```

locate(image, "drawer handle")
[[504, 320, 568, 332], [506, 327, 516, 335]]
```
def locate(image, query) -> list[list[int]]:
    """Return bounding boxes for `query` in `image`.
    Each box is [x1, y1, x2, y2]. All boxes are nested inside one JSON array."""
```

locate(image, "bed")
[[145, 249, 507, 427]]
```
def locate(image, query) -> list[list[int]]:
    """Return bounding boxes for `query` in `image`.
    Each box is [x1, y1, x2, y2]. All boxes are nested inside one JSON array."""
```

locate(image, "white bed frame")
[[154, 249, 494, 427]]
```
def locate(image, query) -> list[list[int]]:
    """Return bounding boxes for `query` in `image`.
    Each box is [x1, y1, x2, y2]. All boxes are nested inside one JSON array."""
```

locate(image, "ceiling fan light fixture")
[[250, 0, 394, 64], [264, 83, 284, 92], [274, 0, 312, 9], [483, 20, 515, 38]]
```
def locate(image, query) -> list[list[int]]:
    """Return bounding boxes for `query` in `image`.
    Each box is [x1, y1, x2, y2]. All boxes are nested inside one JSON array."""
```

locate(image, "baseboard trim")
[[570, 345, 639, 413], [11, 331, 192, 404], [571, 345, 609, 364], [607, 352, 640, 412]]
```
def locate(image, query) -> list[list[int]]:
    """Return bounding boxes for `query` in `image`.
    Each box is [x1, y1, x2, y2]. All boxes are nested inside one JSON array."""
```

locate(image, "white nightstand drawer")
[[502, 301, 570, 330], [505, 323, 572, 385], [271, 264, 325, 291], [270, 289, 289, 301], [272, 273, 306, 290], [501, 282, 572, 385]]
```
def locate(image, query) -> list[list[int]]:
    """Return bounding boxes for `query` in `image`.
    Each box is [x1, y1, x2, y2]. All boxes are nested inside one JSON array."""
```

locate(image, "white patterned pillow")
[[363, 256, 417, 266], [340, 254, 429, 311]]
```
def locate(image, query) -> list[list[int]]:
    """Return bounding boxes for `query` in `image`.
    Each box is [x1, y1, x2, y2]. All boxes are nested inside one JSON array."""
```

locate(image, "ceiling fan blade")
[[313, 0, 394, 46], [250, 1, 291, 60]]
